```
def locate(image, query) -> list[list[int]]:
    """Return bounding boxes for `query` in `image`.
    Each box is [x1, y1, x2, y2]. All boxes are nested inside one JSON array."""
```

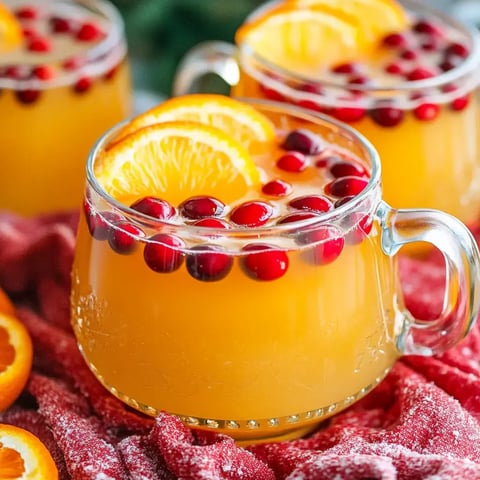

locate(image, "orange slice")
[[0, 2, 22, 52], [97, 121, 261, 206], [114, 94, 276, 151], [235, 5, 364, 74], [0, 288, 14, 317], [0, 312, 33, 412], [0, 424, 59, 479]]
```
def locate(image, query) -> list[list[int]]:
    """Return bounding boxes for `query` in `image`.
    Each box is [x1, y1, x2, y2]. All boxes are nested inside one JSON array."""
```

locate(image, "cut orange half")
[[114, 94, 276, 152], [0, 424, 59, 479], [97, 121, 261, 207], [0, 2, 22, 52], [235, 6, 364, 74], [0, 312, 33, 412]]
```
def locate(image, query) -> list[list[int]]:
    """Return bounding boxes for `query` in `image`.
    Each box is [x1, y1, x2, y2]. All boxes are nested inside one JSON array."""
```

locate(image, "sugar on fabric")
[[1, 212, 480, 479]]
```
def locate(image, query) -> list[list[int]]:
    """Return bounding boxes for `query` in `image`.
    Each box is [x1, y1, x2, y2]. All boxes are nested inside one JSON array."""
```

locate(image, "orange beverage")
[[0, 0, 132, 215], [173, 0, 480, 228], [71, 95, 480, 443]]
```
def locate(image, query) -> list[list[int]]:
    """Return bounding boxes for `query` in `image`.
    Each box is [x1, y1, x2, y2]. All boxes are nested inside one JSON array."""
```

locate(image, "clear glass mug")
[[0, 0, 132, 215], [71, 98, 480, 445], [173, 0, 480, 229]]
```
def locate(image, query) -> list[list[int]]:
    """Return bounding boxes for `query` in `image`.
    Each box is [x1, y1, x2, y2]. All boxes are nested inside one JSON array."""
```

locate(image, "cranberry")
[[331, 62, 359, 74], [108, 222, 145, 254], [241, 244, 289, 281], [186, 245, 233, 282], [330, 160, 367, 178], [32, 65, 55, 80], [370, 102, 404, 127], [325, 176, 368, 198], [299, 82, 323, 95], [50, 16, 75, 34], [400, 49, 419, 61], [276, 151, 307, 172], [4, 65, 29, 80], [15, 6, 38, 19], [192, 218, 230, 229], [282, 129, 323, 155], [76, 22, 104, 42], [63, 57, 85, 71], [451, 95, 470, 111], [179, 195, 225, 220], [346, 213, 373, 245], [104, 66, 118, 81], [130, 196, 176, 220], [382, 32, 408, 49], [74, 77, 92, 93], [28, 37, 51, 53], [439, 56, 461, 72], [22, 27, 38, 38], [296, 99, 326, 113], [144, 234, 185, 273], [332, 106, 366, 123], [299, 226, 345, 266], [421, 39, 441, 52], [85, 209, 123, 240], [15, 90, 40, 104], [277, 212, 319, 224], [334, 195, 355, 208], [406, 67, 436, 81], [230, 201, 273, 227], [385, 62, 406, 75], [259, 83, 285, 101], [413, 20, 444, 37], [445, 42, 469, 59], [262, 179, 292, 197], [288, 195, 333, 213], [413, 102, 440, 121], [314, 155, 340, 169]]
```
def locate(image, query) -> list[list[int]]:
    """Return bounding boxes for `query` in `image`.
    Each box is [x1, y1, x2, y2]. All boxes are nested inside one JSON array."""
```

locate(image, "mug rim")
[[86, 97, 382, 238]]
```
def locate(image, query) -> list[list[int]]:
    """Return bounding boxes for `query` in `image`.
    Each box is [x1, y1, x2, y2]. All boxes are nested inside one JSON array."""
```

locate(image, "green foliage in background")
[[111, 0, 263, 96]]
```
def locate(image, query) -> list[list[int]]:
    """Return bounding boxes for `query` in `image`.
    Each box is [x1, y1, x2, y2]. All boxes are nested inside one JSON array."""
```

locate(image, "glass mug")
[[0, 0, 132, 215], [173, 0, 480, 228], [71, 98, 480, 444]]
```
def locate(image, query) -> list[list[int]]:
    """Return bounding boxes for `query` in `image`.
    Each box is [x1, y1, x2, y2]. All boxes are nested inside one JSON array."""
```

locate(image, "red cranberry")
[[406, 67, 436, 82], [230, 201, 273, 227], [400, 49, 419, 61], [385, 62, 406, 75], [299, 82, 323, 95], [32, 65, 55, 80], [4, 65, 29, 80], [22, 26, 38, 38], [241, 244, 289, 281], [334, 195, 355, 208], [259, 83, 285, 101], [445, 42, 469, 59], [325, 176, 368, 198], [439, 55, 462, 72], [262, 179, 292, 197], [314, 155, 340, 169], [370, 102, 404, 127], [346, 213, 373, 245], [413, 20, 444, 37], [74, 77, 92, 93], [420, 38, 441, 51], [144, 234, 185, 273], [50, 16, 75, 34], [296, 99, 327, 113], [28, 37, 51, 53], [277, 212, 319, 224], [442, 84, 470, 111], [85, 209, 123, 240], [179, 195, 225, 220], [288, 195, 333, 213], [15, 90, 40, 104], [15, 6, 38, 19], [276, 151, 307, 172], [108, 222, 145, 254], [331, 62, 359, 74], [299, 226, 345, 266], [104, 66, 118, 81], [382, 32, 408, 48], [282, 129, 323, 155], [63, 57, 85, 71], [413, 102, 440, 121], [332, 106, 366, 123], [186, 245, 233, 282], [330, 160, 367, 178], [192, 218, 230, 229], [130, 196, 176, 220], [76, 22, 104, 42]]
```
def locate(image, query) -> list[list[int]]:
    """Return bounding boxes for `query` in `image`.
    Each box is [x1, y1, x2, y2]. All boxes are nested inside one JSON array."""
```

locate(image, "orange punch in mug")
[[71, 94, 480, 444], [0, 0, 132, 215], [173, 0, 480, 228]]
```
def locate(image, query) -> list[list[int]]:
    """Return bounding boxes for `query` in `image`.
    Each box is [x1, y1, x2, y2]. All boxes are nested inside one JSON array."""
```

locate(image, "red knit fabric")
[[1, 211, 480, 480]]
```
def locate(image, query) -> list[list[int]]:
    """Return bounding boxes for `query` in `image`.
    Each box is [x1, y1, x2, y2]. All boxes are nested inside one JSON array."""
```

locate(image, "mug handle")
[[173, 41, 239, 96], [377, 201, 480, 356]]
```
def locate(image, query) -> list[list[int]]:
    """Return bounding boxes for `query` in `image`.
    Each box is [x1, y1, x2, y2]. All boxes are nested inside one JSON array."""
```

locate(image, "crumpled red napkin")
[[1, 211, 480, 480]]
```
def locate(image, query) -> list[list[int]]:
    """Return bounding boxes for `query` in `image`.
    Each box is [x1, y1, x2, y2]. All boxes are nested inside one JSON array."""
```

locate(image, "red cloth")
[[1, 211, 480, 480]]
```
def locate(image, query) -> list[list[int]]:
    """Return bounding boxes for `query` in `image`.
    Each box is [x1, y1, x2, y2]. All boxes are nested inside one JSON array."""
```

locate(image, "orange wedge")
[[0, 312, 33, 412], [0, 288, 14, 317], [0, 424, 59, 479], [114, 94, 276, 151], [235, 5, 364, 73], [97, 121, 261, 206], [0, 2, 22, 52]]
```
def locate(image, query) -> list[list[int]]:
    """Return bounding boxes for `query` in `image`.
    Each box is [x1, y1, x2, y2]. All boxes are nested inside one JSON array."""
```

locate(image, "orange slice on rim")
[[97, 121, 261, 206], [0, 424, 59, 479], [0, 312, 33, 413], [114, 94, 276, 152], [0, 2, 22, 52]]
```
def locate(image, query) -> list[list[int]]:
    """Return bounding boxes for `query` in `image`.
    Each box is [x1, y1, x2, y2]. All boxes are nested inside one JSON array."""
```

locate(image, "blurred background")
[[109, 0, 480, 101]]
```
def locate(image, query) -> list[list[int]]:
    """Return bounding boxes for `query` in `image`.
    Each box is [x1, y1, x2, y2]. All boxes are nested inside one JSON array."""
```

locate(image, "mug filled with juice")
[[173, 0, 480, 228], [71, 94, 480, 444], [0, 0, 132, 215]]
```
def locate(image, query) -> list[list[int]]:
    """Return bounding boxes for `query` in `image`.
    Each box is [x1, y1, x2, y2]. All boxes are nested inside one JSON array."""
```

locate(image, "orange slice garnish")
[[235, 5, 364, 73], [0, 2, 22, 52], [114, 94, 276, 152], [0, 312, 33, 412], [0, 424, 59, 479], [0, 287, 15, 317], [97, 121, 261, 206]]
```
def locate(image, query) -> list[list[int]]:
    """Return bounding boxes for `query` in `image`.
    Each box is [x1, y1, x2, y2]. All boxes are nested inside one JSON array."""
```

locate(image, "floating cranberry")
[[346, 213, 374, 245], [330, 160, 367, 178], [299, 82, 323, 95], [296, 99, 326, 113], [334, 195, 355, 208], [130, 196, 176, 220], [332, 106, 366, 123], [421, 38, 442, 52], [186, 245, 233, 282], [74, 76, 92, 93], [104, 66, 118, 81], [144, 234, 185, 273], [382, 32, 408, 49], [179, 195, 225, 220], [439, 55, 462, 72], [331, 63, 359, 75], [288, 195, 333, 214], [108, 222, 145, 254], [385, 62, 406, 75], [15, 6, 38, 19], [262, 179, 292, 197], [63, 57, 85, 71], [241, 244, 289, 281], [28, 37, 51, 53], [15, 90, 40, 104], [370, 101, 404, 127], [85, 209, 123, 240], [230, 201, 273, 227], [400, 49, 419, 61], [451, 95, 470, 111], [413, 102, 440, 121], [276, 151, 307, 172], [299, 226, 345, 266], [22, 26, 38, 38], [282, 129, 323, 155], [77, 22, 103, 42], [406, 67, 436, 81], [413, 20, 444, 37], [314, 155, 340, 169], [445, 42, 469, 59], [4, 65, 29, 80], [325, 176, 368, 198], [50, 16, 75, 34], [259, 83, 284, 101], [277, 212, 319, 224], [32, 65, 55, 80], [192, 218, 230, 229]]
